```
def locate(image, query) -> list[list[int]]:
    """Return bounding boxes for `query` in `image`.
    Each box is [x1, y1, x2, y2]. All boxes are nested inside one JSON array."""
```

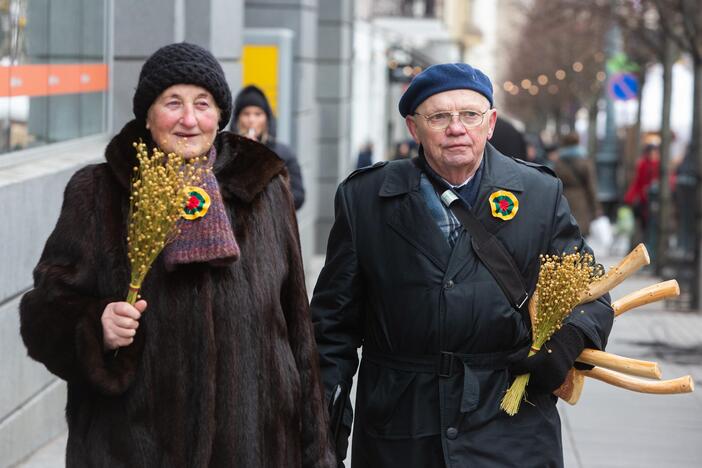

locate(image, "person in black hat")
[[19, 42, 334, 468], [311, 62, 613, 467], [233, 85, 305, 210]]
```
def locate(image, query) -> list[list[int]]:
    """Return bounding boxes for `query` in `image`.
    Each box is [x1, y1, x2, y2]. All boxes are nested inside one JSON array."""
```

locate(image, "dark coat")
[[20, 120, 334, 468], [268, 140, 305, 210], [311, 144, 613, 468], [489, 117, 527, 159], [553, 147, 601, 236]]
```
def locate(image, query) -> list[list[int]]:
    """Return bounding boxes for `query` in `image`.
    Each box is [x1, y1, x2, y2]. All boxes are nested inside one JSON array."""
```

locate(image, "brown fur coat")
[[20, 120, 334, 468]]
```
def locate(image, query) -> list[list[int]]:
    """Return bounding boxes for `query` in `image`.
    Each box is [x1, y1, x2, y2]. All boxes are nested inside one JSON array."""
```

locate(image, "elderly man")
[[311, 63, 613, 467]]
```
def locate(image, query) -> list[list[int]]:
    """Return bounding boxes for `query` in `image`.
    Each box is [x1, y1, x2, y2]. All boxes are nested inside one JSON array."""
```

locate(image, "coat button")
[[444, 280, 454, 289], [446, 427, 458, 439]]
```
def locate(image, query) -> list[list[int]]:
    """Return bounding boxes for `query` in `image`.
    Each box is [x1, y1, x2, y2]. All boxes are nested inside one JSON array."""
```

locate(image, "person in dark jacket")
[[311, 63, 613, 468], [232, 84, 305, 209], [19, 42, 334, 468], [489, 116, 527, 159], [356, 142, 374, 169]]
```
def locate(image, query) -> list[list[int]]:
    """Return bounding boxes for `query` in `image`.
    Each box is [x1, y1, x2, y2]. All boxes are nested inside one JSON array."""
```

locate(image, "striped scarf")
[[163, 145, 240, 269]]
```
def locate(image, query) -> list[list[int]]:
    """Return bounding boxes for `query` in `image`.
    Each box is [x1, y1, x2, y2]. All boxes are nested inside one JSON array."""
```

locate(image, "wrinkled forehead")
[[156, 83, 214, 100], [416, 89, 490, 114]]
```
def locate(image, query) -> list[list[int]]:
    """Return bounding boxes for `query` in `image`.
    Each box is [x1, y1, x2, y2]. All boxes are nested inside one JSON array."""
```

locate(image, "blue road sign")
[[608, 72, 639, 101]]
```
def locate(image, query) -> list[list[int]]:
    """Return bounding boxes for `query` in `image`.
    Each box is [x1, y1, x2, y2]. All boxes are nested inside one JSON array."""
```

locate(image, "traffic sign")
[[608, 72, 639, 101]]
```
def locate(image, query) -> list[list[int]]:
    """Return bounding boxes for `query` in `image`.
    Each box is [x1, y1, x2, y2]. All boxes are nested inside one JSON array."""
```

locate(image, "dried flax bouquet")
[[500, 249, 603, 415], [125, 141, 205, 304]]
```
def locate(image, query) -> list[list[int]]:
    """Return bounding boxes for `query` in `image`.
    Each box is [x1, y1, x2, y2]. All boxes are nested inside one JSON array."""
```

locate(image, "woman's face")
[[236, 106, 268, 140], [146, 84, 220, 159]]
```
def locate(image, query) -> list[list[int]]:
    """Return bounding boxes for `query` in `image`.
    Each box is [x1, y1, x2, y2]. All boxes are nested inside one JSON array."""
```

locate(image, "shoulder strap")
[[430, 178, 529, 310]]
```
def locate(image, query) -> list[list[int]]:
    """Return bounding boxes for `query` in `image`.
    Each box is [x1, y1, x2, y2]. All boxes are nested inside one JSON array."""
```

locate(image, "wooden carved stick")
[[612, 280, 680, 317], [577, 349, 661, 379], [555, 369, 585, 404], [577, 243, 650, 305], [583, 367, 694, 394], [559, 280, 680, 400], [556, 367, 694, 405]]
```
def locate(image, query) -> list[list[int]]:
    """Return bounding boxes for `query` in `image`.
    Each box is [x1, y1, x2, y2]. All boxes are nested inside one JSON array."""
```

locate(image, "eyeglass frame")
[[412, 108, 492, 131]]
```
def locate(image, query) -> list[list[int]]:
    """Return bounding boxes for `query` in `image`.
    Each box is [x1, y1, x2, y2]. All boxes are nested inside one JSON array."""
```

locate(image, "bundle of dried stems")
[[125, 141, 205, 304]]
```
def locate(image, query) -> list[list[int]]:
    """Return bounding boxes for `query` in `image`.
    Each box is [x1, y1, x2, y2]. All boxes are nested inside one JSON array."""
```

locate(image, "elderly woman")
[[19, 42, 333, 467]]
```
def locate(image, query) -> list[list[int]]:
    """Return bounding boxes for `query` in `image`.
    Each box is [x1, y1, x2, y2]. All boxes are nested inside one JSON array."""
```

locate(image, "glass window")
[[0, 0, 108, 155]]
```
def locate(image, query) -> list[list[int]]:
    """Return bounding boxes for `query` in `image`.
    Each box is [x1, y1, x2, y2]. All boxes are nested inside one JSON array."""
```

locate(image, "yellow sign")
[[242, 44, 279, 115]]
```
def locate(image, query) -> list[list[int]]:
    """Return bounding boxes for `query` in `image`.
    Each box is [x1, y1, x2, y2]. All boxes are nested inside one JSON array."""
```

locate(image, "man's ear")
[[487, 109, 498, 140], [405, 115, 421, 144]]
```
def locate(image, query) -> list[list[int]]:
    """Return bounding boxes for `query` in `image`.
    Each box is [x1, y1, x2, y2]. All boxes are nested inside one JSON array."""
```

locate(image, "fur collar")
[[105, 120, 286, 202]]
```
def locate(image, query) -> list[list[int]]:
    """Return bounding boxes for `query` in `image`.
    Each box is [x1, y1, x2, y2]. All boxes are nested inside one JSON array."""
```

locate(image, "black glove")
[[328, 383, 350, 465], [509, 324, 586, 394]]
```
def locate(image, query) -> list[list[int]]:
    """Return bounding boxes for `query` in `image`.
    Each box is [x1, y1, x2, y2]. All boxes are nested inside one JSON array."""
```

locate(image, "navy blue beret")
[[398, 63, 493, 117]]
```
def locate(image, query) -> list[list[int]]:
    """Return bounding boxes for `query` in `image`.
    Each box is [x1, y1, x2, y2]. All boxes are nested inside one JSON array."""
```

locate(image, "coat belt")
[[363, 346, 529, 414]]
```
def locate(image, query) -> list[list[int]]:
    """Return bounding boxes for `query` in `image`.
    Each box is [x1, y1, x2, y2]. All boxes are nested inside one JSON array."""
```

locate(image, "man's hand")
[[101, 300, 147, 351], [509, 324, 586, 394]]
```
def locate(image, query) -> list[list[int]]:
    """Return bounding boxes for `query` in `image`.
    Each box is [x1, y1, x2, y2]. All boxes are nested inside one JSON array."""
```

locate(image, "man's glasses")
[[413, 109, 490, 130]]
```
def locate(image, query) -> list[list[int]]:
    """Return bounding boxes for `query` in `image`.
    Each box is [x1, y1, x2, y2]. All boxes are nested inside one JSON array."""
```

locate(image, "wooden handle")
[[554, 368, 585, 404], [612, 280, 680, 317], [577, 348, 661, 379], [583, 367, 694, 394], [578, 243, 650, 304]]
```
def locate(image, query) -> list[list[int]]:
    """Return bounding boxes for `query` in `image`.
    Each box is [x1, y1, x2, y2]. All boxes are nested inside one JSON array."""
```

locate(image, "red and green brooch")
[[488, 190, 519, 221], [182, 186, 211, 220]]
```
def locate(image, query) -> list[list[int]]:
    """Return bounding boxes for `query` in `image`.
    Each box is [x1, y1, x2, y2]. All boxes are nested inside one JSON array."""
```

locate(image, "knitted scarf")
[[163, 145, 240, 269]]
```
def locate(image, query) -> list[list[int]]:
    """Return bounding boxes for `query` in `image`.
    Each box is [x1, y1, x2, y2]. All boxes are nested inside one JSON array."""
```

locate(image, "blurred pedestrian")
[[624, 143, 660, 241], [392, 140, 412, 160], [488, 116, 527, 159], [233, 85, 306, 209], [356, 141, 374, 169], [19, 42, 333, 468], [552, 132, 602, 236], [524, 133, 548, 165]]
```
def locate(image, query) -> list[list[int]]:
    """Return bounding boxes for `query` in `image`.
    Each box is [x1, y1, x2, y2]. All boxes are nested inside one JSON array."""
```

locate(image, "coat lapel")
[[382, 161, 451, 271], [473, 144, 524, 235], [445, 144, 525, 278]]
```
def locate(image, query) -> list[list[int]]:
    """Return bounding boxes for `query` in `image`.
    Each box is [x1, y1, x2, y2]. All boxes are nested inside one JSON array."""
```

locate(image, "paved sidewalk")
[[16, 254, 702, 467], [560, 254, 702, 468]]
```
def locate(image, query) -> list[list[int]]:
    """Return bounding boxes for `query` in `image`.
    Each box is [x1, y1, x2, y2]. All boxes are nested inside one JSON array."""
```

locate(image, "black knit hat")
[[233, 85, 272, 123], [133, 42, 232, 129]]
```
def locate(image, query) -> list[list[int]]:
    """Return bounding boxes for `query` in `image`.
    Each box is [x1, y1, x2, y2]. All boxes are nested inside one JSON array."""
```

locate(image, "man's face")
[[405, 89, 496, 180]]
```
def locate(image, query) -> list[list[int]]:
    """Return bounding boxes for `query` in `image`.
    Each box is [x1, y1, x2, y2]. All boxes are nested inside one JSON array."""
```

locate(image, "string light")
[[503, 55, 607, 98]]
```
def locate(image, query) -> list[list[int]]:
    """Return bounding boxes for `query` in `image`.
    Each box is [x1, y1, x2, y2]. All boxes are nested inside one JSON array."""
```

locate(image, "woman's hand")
[[101, 300, 147, 351]]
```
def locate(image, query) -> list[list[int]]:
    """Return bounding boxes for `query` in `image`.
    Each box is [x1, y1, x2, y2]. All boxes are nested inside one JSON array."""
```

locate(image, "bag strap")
[[427, 176, 529, 310]]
